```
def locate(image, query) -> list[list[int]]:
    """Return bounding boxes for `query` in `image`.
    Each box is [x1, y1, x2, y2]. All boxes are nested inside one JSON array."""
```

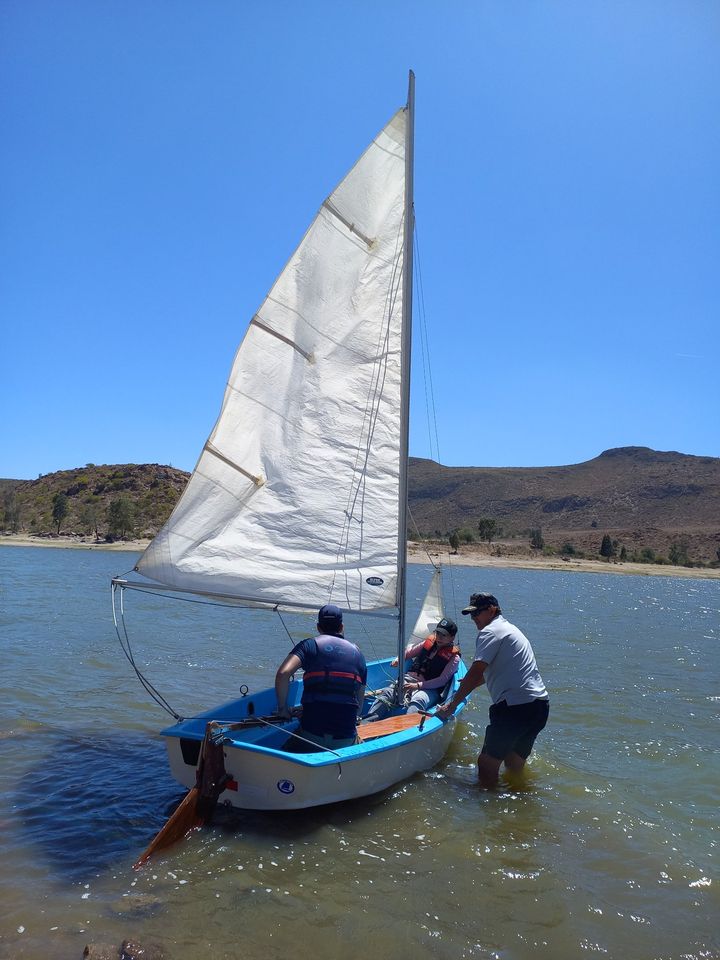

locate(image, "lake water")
[[0, 546, 717, 960]]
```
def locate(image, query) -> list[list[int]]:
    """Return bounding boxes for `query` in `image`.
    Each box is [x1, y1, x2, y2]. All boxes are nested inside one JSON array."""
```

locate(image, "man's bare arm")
[[435, 660, 487, 717], [275, 653, 302, 717]]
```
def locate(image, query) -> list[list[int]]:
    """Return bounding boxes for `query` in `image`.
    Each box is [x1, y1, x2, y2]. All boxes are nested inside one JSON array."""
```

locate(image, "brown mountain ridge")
[[1, 446, 718, 564], [409, 446, 720, 564]]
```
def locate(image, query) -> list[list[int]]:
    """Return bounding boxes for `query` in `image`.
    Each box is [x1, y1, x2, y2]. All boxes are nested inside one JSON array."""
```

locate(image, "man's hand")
[[435, 701, 456, 720], [403, 681, 420, 694]]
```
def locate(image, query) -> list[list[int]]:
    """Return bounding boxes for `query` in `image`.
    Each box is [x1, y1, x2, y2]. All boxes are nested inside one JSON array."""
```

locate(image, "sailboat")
[[112, 72, 467, 812]]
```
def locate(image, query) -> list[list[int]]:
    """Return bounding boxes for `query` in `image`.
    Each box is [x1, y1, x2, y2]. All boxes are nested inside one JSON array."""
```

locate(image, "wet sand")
[[2, 534, 718, 579]]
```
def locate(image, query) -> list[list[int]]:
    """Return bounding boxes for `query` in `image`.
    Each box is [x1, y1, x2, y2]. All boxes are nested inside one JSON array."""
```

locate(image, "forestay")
[[136, 109, 408, 612]]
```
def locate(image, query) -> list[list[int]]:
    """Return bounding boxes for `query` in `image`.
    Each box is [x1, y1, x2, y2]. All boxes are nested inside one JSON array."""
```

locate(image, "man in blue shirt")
[[436, 592, 549, 788], [276, 604, 367, 751]]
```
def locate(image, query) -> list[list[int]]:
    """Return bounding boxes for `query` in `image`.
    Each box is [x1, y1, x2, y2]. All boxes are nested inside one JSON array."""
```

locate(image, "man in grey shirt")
[[436, 592, 549, 788]]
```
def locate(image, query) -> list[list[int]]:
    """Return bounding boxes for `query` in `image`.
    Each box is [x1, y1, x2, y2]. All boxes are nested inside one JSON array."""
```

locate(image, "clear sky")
[[2, 1, 718, 480]]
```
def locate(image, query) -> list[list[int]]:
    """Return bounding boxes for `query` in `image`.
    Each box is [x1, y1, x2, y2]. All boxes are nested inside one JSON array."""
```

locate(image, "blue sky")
[[2, 1, 718, 479]]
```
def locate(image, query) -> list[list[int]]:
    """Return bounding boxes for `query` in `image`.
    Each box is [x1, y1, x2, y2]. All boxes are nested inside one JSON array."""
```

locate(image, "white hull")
[[166, 715, 459, 811], [162, 658, 466, 810]]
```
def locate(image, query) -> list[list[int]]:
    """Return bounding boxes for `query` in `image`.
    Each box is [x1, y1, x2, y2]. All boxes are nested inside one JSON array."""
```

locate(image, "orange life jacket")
[[410, 635, 460, 681]]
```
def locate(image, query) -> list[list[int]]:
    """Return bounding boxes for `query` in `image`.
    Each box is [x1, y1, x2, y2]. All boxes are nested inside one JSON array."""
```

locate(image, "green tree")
[[52, 493, 68, 535], [669, 541, 689, 566], [477, 517, 498, 544], [2, 491, 21, 532], [599, 534, 615, 558], [619, 546, 628, 561], [79, 500, 101, 539], [529, 528, 544, 550], [448, 531, 460, 554], [107, 497, 135, 539]]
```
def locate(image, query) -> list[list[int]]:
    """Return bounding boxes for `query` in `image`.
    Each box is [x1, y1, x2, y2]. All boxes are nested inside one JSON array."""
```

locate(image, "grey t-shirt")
[[473, 614, 548, 705]]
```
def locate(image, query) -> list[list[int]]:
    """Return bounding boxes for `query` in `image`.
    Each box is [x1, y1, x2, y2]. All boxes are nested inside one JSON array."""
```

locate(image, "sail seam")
[[322, 200, 374, 248], [204, 442, 265, 486], [250, 317, 314, 362]]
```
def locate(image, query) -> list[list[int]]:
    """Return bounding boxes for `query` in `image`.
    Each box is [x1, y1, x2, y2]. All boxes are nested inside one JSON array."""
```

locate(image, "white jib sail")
[[408, 569, 444, 645], [137, 108, 408, 612]]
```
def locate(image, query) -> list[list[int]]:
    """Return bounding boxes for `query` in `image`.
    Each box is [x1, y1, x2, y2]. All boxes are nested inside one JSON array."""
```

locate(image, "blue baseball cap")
[[318, 604, 343, 629]]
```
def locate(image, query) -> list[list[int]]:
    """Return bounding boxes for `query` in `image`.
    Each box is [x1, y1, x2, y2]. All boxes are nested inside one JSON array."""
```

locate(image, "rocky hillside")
[[408, 446, 720, 564], [1, 464, 190, 540]]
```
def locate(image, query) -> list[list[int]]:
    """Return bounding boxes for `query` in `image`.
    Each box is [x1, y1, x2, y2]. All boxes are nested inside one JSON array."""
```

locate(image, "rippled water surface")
[[0, 547, 718, 959]]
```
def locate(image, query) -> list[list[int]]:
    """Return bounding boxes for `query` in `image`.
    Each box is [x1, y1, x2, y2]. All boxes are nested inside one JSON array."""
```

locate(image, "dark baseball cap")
[[461, 593, 499, 615], [318, 604, 343, 629], [435, 617, 458, 637]]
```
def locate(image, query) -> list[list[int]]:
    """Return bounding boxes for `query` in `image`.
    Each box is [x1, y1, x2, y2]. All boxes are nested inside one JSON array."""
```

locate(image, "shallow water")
[[0, 547, 717, 959]]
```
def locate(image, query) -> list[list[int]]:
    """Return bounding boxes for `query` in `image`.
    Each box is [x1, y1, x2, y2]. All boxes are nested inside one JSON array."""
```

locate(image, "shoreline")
[[1, 533, 719, 579], [407, 544, 720, 579], [0, 534, 151, 553]]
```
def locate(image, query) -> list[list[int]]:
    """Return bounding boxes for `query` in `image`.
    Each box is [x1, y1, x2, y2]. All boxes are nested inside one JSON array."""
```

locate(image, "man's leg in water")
[[477, 751, 502, 789]]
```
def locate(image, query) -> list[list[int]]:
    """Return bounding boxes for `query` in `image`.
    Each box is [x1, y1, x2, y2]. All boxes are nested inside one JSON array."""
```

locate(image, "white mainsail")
[[136, 108, 408, 612]]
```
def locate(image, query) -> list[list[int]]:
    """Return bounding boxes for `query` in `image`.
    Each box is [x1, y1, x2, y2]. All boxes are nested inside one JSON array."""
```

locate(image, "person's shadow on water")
[[14, 728, 180, 882]]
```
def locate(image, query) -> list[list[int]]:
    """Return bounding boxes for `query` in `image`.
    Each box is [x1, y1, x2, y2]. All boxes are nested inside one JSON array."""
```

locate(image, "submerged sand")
[[1, 533, 718, 580]]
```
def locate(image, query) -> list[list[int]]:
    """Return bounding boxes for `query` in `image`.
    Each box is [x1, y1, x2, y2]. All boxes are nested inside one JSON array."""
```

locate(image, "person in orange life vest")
[[365, 617, 460, 722], [275, 604, 367, 752]]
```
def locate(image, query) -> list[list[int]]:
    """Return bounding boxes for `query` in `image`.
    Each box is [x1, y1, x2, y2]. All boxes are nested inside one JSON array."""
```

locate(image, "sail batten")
[[136, 108, 408, 612]]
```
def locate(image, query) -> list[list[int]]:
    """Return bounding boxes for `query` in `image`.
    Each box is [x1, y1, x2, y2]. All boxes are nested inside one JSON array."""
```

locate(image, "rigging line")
[[330, 310, 391, 587], [111, 583, 184, 721], [446, 551, 459, 623], [335, 236, 403, 606], [337, 217, 404, 546], [329, 214, 406, 605], [339, 218, 404, 535], [249, 718, 344, 779], [275, 607, 296, 645], [407, 505, 440, 572], [413, 222, 441, 464], [333, 210, 405, 612]]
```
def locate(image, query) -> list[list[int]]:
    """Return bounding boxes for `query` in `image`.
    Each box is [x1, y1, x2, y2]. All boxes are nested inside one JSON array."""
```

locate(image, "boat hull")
[[162, 658, 466, 810]]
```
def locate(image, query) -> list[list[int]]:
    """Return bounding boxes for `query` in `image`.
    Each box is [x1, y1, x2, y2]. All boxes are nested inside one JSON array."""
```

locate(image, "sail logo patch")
[[277, 779, 295, 795], [366, 576, 384, 586]]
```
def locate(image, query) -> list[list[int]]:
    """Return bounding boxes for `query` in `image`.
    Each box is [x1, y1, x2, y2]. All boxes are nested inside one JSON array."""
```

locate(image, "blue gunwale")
[[161, 658, 467, 768]]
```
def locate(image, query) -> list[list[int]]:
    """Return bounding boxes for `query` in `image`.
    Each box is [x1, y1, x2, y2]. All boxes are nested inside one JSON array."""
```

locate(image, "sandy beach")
[[0, 534, 152, 553], [1, 533, 718, 579], [407, 542, 720, 579]]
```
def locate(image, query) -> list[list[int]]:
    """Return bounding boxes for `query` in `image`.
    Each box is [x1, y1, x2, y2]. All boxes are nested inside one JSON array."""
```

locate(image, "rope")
[[217, 716, 344, 781], [330, 213, 405, 610], [111, 582, 184, 721], [407, 504, 440, 572], [274, 607, 296, 645]]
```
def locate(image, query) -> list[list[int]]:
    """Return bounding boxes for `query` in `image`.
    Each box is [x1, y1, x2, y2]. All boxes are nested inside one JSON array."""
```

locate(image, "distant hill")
[[1, 464, 190, 540], [2, 447, 718, 563], [408, 446, 720, 564]]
